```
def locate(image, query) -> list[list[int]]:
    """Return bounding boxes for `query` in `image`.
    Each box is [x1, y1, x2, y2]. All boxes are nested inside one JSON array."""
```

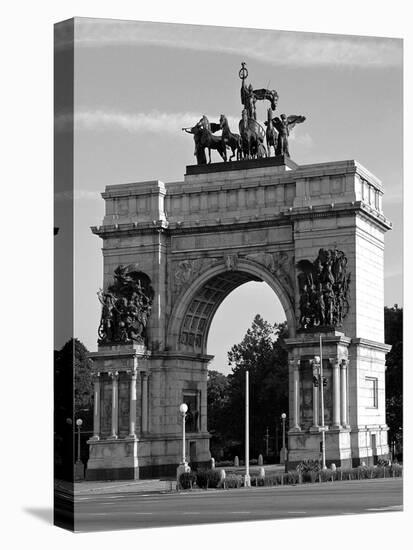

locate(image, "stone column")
[[340, 359, 349, 427], [109, 371, 119, 439], [292, 360, 301, 430], [331, 358, 341, 429], [91, 372, 101, 440], [129, 366, 138, 438], [141, 371, 148, 433]]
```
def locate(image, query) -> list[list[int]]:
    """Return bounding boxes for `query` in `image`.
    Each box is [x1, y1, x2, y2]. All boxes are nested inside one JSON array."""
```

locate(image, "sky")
[[55, 17, 403, 374]]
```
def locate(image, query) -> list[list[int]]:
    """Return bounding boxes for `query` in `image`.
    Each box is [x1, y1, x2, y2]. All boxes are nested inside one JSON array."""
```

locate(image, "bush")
[[249, 459, 258, 466], [301, 470, 317, 483], [178, 472, 197, 490], [223, 473, 243, 488], [263, 473, 283, 487], [390, 464, 403, 477], [196, 468, 223, 489], [319, 469, 334, 482], [251, 476, 265, 487], [284, 471, 300, 485]]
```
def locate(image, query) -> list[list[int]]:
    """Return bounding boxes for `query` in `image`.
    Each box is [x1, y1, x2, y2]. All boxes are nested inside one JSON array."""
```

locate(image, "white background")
[[1, 0, 410, 547]]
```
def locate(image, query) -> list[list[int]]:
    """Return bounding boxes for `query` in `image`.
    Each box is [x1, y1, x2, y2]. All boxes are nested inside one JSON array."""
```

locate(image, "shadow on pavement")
[[23, 507, 53, 525]]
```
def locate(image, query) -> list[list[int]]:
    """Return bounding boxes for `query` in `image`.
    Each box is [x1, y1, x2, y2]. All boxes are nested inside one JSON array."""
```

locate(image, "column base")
[[89, 435, 100, 442], [288, 426, 301, 433], [107, 435, 118, 440], [310, 425, 321, 433]]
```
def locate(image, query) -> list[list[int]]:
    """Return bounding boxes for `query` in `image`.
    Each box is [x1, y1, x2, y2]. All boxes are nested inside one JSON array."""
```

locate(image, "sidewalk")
[[74, 478, 175, 496]]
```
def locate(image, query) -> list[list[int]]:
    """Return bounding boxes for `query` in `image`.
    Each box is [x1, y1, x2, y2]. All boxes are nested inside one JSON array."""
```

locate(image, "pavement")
[[74, 478, 403, 532], [74, 478, 175, 495], [73, 464, 286, 496]]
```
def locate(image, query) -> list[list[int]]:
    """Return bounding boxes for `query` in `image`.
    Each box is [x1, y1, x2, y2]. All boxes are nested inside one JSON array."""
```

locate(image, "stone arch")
[[167, 258, 296, 355]]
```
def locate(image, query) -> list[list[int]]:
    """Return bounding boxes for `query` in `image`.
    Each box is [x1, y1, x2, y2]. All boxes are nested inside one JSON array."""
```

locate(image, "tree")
[[54, 338, 93, 478], [384, 305, 403, 458], [207, 370, 230, 458], [217, 314, 289, 459]]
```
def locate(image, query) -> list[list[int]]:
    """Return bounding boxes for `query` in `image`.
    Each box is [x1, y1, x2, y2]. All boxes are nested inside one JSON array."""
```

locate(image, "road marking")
[[134, 512, 153, 515], [182, 512, 201, 515], [287, 511, 306, 514], [366, 505, 402, 512], [229, 511, 251, 514]]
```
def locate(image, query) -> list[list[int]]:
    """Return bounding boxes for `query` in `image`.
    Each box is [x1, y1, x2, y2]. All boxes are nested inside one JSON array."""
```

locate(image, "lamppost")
[[312, 337, 327, 470], [180, 403, 188, 464], [76, 418, 83, 463], [176, 403, 191, 484], [74, 418, 85, 481], [280, 413, 287, 468]]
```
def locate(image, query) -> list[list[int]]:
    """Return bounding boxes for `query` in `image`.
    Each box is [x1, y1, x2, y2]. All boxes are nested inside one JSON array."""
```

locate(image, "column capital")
[[340, 358, 348, 368], [329, 357, 340, 368], [140, 370, 148, 379], [108, 370, 119, 379], [92, 371, 101, 381], [289, 359, 300, 370]]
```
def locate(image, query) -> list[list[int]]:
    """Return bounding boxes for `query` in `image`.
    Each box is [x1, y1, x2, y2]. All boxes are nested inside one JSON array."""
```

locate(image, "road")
[[74, 478, 402, 532]]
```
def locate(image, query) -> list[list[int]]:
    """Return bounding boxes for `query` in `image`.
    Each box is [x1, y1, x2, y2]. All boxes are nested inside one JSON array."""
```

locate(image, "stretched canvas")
[[54, 17, 403, 532]]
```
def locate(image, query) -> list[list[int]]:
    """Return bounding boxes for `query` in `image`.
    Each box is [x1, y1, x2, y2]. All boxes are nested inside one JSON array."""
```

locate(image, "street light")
[[76, 418, 83, 463], [179, 403, 188, 465], [176, 403, 190, 484], [281, 413, 287, 469]]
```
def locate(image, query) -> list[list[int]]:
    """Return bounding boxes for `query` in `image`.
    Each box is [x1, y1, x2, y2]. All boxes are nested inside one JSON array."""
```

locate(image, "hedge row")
[[178, 464, 402, 490]]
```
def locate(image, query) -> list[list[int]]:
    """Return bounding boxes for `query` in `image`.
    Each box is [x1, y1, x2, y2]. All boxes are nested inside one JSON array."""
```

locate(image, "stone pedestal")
[[86, 344, 212, 480], [74, 461, 84, 481]]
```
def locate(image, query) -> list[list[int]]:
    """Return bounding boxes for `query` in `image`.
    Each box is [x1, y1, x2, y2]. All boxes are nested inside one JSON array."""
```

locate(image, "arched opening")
[[168, 260, 293, 466], [206, 280, 289, 464], [168, 259, 296, 355], [208, 281, 286, 374]]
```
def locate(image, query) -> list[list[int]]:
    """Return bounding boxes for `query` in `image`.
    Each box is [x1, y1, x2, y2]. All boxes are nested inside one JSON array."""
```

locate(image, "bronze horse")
[[219, 114, 242, 161], [199, 115, 227, 163], [239, 109, 267, 159]]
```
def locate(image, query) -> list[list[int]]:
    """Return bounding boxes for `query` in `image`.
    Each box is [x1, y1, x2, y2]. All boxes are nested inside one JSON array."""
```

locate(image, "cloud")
[[54, 190, 100, 202], [58, 17, 402, 69], [55, 108, 314, 153], [56, 109, 240, 135]]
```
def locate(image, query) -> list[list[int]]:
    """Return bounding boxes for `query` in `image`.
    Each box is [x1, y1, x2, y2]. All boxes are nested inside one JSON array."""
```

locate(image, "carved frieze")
[[173, 257, 218, 296], [245, 250, 295, 302]]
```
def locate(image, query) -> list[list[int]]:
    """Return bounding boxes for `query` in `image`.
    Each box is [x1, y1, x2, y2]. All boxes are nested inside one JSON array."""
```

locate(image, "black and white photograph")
[[53, 15, 403, 532], [3, 1, 409, 547]]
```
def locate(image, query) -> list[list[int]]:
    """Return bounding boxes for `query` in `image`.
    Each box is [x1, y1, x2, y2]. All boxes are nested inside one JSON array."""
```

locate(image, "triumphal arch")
[[86, 64, 391, 480]]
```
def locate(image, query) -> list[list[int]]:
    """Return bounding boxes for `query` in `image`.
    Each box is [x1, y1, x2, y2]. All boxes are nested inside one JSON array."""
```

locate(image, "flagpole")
[[244, 369, 251, 487]]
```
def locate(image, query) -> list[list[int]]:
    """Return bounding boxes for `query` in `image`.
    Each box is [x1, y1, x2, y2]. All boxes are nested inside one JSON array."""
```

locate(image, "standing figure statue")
[[273, 114, 306, 157], [182, 120, 207, 165], [323, 282, 335, 326], [264, 107, 279, 157], [97, 290, 116, 342]]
